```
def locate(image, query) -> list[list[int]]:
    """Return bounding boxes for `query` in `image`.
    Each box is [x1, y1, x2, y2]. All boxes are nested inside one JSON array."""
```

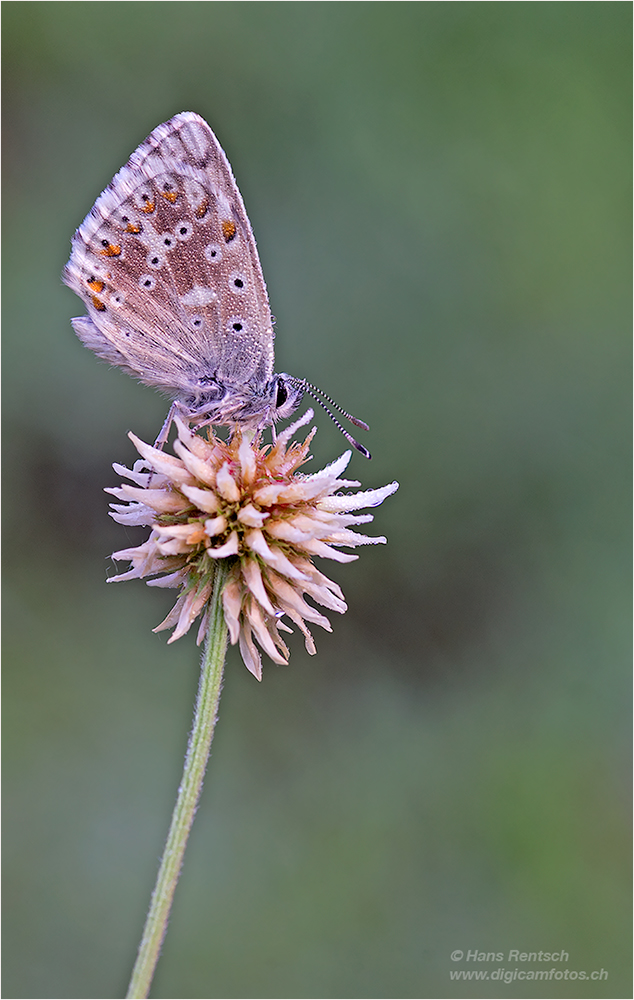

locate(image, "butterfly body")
[[63, 112, 303, 431]]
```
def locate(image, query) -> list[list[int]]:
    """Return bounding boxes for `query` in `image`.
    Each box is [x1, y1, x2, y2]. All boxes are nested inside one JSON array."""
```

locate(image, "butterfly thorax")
[[177, 372, 304, 430]]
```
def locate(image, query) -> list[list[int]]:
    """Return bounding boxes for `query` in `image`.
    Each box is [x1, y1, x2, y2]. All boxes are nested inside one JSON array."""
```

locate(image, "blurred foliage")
[[3, 3, 630, 998]]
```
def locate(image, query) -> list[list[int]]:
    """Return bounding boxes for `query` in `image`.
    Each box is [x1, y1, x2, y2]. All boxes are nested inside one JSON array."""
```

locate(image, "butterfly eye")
[[275, 379, 288, 407], [229, 272, 247, 293], [204, 243, 222, 263], [146, 252, 164, 270], [175, 221, 193, 241], [138, 274, 156, 290]]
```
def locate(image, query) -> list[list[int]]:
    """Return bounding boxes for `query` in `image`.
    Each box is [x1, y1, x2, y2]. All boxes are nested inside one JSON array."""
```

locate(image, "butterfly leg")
[[154, 402, 179, 450]]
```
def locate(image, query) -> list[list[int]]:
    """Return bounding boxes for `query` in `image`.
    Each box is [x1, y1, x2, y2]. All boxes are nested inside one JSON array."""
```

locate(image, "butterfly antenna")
[[294, 379, 371, 459], [303, 380, 370, 430]]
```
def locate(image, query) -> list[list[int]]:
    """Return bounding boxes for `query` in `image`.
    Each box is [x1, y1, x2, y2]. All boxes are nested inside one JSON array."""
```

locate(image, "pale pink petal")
[[290, 559, 346, 601], [244, 529, 308, 581], [272, 408, 314, 450], [155, 537, 191, 556], [154, 523, 207, 546], [317, 481, 399, 512], [109, 504, 156, 526], [168, 580, 212, 643], [216, 461, 241, 502], [301, 450, 353, 483], [322, 528, 387, 546], [247, 601, 288, 664], [222, 578, 243, 645], [301, 538, 359, 562], [180, 484, 220, 513], [128, 433, 195, 486], [307, 509, 374, 527], [254, 479, 334, 504], [283, 609, 318, 654], [237, 503, 269, 527], [196, 606, 210, 645], [242, 558, 276, 615], [152, 593, 187, 633], [174, 415, 218, 460], [173, 440, 218, 486], [154, 523, 200, 539], [105, 485, 185, 513], [251, 482, 288, 505], [107, 566, 146, 583], [206, 532, 239, 558], [265, 521, 313, 544], [237, 434, 257, 484], [268, 511, 360, 540], [112, 461, 165, 488], [110, 540, 165, 577], [268, 573, 332, 630], [239, 622, 263, 680], [204, 515, 227, 537], [146, 570, 188, 589]]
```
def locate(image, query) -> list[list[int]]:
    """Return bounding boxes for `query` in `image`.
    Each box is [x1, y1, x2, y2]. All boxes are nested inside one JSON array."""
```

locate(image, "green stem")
[[126, 563, 229, 999]]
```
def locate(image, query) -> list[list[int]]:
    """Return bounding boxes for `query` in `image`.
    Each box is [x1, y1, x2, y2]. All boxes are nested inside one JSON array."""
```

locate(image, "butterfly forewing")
[[63, 113, 275, 397]]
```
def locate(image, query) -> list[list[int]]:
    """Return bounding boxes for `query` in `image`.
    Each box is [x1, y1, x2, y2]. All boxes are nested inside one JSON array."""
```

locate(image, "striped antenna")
[[291, 379, 371, 459]]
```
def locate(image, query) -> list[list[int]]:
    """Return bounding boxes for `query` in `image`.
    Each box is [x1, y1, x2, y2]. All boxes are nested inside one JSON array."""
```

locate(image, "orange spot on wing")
[[88, 279, 105, 293], [100, 243, 121, 257], [222, 220, 236, 242], [160, 190, 178, 203], [125, 222, 142, 233], [91, 296, 106, 311], [140, 199, 155, 213], [195, 197, 209, 218]]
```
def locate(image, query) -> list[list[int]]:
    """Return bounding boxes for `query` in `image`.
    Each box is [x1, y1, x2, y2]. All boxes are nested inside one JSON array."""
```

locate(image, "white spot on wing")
[[180, 121, 211, 160], [204, 243, 222, 262], [180, 285, 217, 307]]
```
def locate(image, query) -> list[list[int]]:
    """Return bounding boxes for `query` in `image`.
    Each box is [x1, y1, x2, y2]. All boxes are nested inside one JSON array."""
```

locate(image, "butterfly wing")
[[63, 113, 275, 400]]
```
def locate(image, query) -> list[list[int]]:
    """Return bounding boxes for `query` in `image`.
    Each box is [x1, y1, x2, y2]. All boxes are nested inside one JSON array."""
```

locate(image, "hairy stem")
[[126, 563, 229, 998]]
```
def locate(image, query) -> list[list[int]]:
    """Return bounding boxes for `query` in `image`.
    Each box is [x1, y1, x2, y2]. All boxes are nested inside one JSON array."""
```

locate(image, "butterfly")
[[63, 112, 369, 456]]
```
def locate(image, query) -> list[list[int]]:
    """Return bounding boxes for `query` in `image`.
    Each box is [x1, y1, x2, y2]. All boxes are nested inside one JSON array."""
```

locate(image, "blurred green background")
[[3, 3, 630, 998]]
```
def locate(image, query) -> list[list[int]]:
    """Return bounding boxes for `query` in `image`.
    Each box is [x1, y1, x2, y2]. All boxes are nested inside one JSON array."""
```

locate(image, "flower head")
[[107, 411, 398, 679]]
